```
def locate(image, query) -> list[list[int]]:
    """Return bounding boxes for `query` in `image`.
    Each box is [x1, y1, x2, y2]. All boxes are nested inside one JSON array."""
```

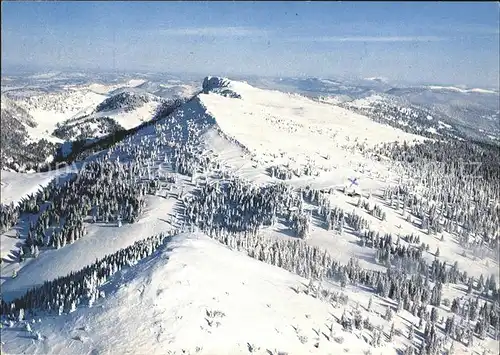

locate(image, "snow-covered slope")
[[1, 232, 388, 355], [0, 95, 36, 128], [243, 77, 499, 144], [0, 96, 60, 169], [13, 89, 108, 142], [338, 94, 459, 138], [199, 77, 421, 180], [0, 194, 177, 300], [92, 91, 163, 129], [0, 169, 73, 206], [52, 91, 164, 140], [0, 168, 78, 262]]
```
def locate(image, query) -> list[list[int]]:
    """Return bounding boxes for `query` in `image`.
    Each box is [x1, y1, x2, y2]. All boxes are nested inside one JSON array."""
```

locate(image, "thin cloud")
[[288, 35, 446, 43], [464, 26, 499, 36], [428, 23, 500, 36], [158, 26, 269, 37]]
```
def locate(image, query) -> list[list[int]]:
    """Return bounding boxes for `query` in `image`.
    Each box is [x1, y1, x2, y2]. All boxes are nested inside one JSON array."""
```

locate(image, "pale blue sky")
[[2, 1, 499, 87]]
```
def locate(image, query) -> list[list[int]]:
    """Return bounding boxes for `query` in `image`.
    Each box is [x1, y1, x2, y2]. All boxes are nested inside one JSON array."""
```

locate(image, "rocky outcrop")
[[202, 76, 242, 99]]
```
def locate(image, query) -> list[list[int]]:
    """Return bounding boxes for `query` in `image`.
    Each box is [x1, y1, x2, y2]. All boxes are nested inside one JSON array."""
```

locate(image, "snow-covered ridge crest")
[[426, 85, 499, 95]]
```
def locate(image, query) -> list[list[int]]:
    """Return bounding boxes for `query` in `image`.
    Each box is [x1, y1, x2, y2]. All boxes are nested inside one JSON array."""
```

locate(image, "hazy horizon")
[[2, 1, 499, 89]]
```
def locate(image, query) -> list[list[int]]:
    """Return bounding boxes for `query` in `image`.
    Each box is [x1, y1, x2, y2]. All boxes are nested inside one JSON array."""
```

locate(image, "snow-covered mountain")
[[424, 86, 498, 95], [0, 95, 59, 170], [109, 80, 199, 99], [95, 91, 159, 114], [52, 91, 165, 141], [1, 76, 498, 355], [0, 74, 200, 169], [337, 94, 459, 138], [385, 86, 500, 141]]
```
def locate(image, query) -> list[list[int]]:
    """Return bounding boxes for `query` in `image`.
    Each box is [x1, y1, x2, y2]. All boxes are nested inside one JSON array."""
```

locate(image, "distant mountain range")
[[0, 74, 200, 171], [1, 72, 498, 172]]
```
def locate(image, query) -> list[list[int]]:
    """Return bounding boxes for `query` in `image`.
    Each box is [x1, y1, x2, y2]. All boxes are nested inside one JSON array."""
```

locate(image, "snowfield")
[[0, 169, 75, 206], [201, 80, 421, 154]]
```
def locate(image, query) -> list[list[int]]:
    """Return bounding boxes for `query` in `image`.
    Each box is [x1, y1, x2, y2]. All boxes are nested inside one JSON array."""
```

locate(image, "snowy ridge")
[[52, 91, 164, 140], [426, 86, 498, 95], [197, 77, 422, 186], [364, 77, 389, 84], [1, 232, 387, 355]]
